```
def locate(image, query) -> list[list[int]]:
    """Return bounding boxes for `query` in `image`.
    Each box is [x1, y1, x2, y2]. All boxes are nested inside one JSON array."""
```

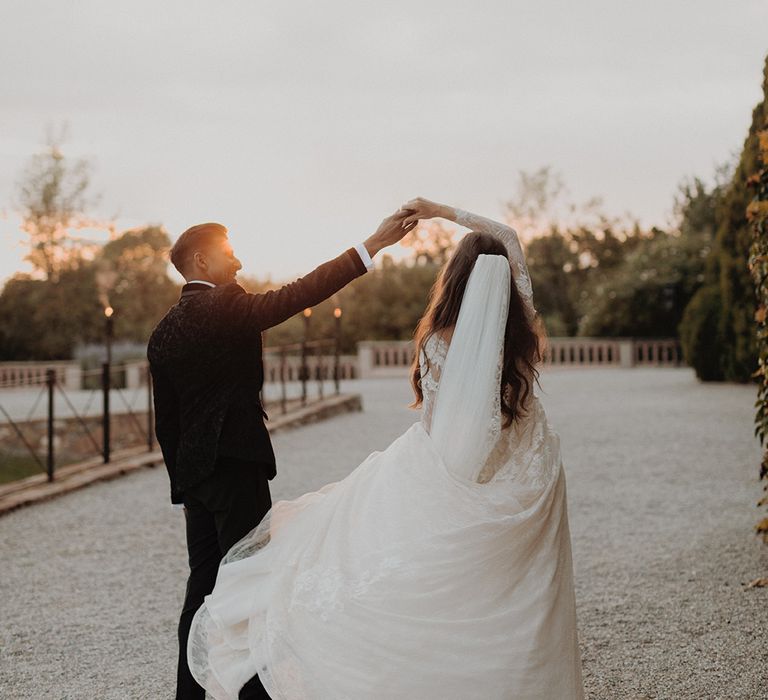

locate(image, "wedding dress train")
[[187, 210, 585, 699]]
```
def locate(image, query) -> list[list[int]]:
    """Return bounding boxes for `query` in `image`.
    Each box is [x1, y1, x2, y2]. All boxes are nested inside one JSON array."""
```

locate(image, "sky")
[[1, 0, 766, 286]]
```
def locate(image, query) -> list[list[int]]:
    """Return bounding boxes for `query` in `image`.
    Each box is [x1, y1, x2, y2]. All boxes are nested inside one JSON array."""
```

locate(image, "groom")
[[147, 209, 414, 699]]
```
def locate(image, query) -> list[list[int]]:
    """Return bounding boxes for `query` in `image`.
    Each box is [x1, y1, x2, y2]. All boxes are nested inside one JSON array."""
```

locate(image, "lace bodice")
[[453, 208, 537, 322], [421, 331, 543, 484]]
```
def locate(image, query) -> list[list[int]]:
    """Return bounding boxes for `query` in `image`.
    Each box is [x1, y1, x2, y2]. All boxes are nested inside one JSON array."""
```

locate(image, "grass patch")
[[0, 454, 45, 484]]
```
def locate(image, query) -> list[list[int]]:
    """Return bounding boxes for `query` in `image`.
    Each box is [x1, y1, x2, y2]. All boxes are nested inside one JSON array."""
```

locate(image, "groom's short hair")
[[170, 222, 228, 275]]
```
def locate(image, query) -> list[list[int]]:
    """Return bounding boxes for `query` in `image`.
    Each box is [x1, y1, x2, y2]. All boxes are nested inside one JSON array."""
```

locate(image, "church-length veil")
[[187, 255, 585, 700], [430, 253, 510, 482]]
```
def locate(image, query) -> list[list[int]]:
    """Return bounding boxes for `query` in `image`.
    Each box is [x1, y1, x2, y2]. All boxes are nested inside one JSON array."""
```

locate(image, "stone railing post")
[[63, 363, 83, 391], [357, 342, 375, 379], [618, 340, 634, 368]]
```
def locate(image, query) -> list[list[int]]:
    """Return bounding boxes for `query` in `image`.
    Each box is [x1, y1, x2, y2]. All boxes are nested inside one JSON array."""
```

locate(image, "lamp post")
[[104, 305, 114, 361], [102, 305, 114, 463], [333, 307, 342, 395], [301, 308, 312, 406], [46, 368, 55, 481]]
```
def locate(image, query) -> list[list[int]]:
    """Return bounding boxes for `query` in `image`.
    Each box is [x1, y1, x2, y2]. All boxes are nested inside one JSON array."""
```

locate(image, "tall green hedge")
[[747, 55, 768, 543], [680, 56, 767, 382]]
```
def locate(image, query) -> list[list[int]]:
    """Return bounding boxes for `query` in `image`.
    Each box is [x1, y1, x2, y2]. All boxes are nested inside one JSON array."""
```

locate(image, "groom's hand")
[[363, 210, 417, 258]]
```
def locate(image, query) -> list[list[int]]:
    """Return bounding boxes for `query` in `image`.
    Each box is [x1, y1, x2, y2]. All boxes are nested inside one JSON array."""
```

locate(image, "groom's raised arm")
[[226, 209, 415, 333], [226, 246, 369, 332]]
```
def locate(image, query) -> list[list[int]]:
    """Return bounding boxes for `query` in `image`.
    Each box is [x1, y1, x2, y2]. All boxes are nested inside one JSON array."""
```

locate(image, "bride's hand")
[[399, 197, 455, 228]]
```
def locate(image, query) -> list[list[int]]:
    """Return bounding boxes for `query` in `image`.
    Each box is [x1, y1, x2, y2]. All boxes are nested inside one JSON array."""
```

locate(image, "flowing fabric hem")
[[188, 418, 583, 699]]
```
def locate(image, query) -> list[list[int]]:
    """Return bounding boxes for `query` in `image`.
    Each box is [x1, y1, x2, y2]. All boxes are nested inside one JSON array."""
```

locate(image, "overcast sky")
[[1, 0, 766, 286]]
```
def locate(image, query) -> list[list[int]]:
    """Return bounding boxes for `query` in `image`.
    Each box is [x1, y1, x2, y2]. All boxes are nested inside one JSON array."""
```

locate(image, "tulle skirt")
[[188, 410, 585, 699]]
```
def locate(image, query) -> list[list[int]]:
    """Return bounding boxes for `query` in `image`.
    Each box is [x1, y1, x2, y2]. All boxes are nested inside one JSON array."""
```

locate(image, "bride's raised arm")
[[401, 198, 537, 321]]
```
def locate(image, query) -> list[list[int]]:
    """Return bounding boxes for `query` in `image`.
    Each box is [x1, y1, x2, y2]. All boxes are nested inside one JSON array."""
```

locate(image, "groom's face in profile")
[[191, 236, 242, 285]]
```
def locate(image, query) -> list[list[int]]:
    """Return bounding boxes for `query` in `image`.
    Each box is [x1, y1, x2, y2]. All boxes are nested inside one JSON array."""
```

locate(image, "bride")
[[187, 197, 586, 699]]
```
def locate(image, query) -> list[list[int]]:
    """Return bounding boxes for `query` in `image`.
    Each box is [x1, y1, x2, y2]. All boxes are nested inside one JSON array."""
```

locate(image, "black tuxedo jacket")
[[147, 247, 367, 503]]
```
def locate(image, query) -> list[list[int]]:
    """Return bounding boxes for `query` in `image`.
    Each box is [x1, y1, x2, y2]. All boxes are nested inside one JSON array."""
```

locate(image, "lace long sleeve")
[[419, 334, 448, 434], [453, 208, 536, 321]]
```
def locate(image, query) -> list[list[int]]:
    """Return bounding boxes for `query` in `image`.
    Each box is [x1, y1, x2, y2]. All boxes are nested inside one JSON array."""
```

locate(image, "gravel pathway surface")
[[1, 369, 766, 699]]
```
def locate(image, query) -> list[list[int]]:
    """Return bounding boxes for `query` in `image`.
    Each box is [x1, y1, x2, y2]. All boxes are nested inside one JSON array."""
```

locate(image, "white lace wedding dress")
[[187, 209, 585, 699]]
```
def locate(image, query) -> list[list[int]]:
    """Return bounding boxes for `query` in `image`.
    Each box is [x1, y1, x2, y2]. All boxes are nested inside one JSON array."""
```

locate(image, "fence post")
[[280, 348, 287, 415], [102, 361, 111, 463], [146, 364, 154, 452], [46, 368, 55, 482], [317, 344, 324, 401]]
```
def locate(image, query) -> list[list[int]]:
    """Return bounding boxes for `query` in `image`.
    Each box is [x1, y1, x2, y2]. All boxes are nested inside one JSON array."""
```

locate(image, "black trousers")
[[177, 455, 274, 700]]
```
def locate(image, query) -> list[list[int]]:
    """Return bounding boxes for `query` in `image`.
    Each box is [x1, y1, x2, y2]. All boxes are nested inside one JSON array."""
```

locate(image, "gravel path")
[[1, 369, 766, 699]]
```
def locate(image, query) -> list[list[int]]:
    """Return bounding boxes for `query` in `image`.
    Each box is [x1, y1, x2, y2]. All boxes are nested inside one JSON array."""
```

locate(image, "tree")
[[260, 256, 441, 354], [0, 226, 183, 360], [505, 165, 607, 242], [582, 227, 707, 338], [401, 219, 457, 266], [523, 228, 580, 336], [680, 58, 765, 381], [14, 124, 102, 282], [501, 166, 647, 337], [0, 265, 102, 360], [580, 177, 723, 339], [95, 225, 179, 342]]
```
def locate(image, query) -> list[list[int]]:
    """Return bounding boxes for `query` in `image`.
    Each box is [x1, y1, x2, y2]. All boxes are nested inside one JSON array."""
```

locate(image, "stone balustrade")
[[261, 353, 359, 383], [0, 362, 82, 391], [0, 337, 683, 389], [357, 337, 683, 378]]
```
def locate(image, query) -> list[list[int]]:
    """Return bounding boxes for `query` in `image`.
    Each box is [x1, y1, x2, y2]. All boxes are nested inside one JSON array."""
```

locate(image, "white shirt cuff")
[[172, 503, 185, 511], [354, 242, 375, 271]]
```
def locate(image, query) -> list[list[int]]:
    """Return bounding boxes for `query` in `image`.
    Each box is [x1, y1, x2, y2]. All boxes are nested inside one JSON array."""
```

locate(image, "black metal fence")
[[0, 333, 344, 485], [0, 363, 154, 485], [261, 337, 343, 416]]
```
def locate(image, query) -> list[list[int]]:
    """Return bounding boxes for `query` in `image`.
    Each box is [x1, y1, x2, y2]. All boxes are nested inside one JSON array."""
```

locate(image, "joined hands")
[[363, 198, 456, 259], [399, 197, 456, 229]]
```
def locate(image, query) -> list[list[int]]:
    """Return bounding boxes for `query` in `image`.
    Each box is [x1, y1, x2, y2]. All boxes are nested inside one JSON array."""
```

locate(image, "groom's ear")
[[190, 250, 208, 274], [171, 222, 228, 276]]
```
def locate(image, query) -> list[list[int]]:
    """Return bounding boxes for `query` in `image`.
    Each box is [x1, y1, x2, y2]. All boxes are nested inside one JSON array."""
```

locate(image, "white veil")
[[429, 253, 511, 482]]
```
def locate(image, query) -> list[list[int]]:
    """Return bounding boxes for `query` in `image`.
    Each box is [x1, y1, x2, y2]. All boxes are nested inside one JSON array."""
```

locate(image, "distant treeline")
[[4, 59, 768, 386], [0, 176, 731, 372]]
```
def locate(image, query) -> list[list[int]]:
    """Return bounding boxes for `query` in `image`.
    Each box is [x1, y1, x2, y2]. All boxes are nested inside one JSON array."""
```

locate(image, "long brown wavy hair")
[[410, 231, 546, 428]]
